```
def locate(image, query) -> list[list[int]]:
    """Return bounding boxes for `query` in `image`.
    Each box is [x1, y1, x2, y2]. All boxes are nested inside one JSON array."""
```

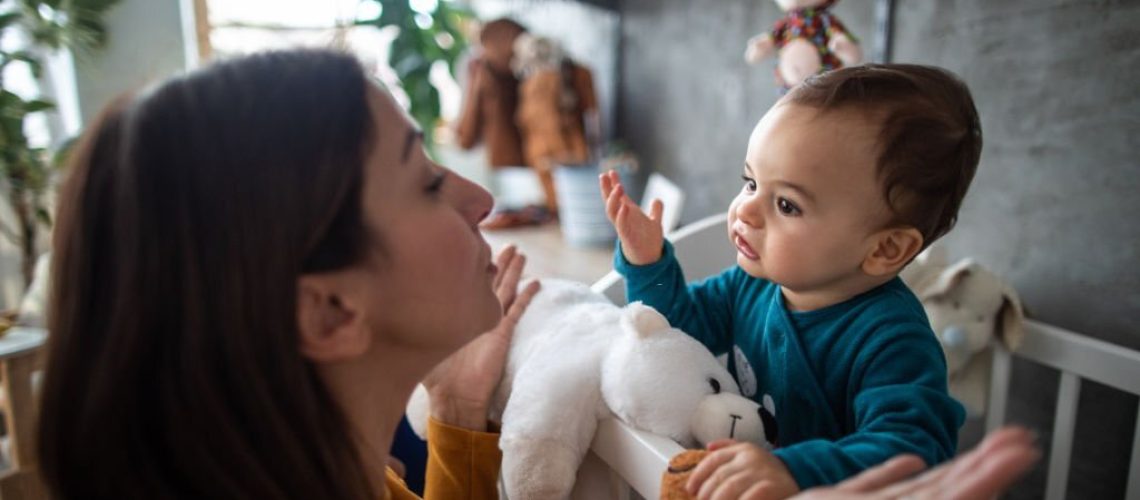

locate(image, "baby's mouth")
[[734, 233, 759, 261]]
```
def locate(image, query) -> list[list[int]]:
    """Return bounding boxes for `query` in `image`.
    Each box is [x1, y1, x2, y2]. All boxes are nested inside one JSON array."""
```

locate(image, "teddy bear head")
[[917, 259, 1025, 375], [600, 303, 776, 450]]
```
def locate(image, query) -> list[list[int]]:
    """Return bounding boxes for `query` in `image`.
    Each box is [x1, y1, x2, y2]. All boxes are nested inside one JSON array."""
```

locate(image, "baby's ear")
[[863, 227, 924, 277]]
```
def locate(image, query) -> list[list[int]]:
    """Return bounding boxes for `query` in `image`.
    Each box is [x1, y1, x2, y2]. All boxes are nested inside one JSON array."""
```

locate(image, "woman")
[[37, 49, 1034, 499], [39, 48, 538, 499]]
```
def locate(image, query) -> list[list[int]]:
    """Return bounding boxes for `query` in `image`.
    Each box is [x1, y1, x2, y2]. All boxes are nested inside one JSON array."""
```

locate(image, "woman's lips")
[[734, 233, 759, 261]]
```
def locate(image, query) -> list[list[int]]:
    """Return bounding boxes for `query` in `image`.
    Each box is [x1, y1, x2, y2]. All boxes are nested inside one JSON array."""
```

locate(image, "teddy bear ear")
[[622, 302, 671, 339]]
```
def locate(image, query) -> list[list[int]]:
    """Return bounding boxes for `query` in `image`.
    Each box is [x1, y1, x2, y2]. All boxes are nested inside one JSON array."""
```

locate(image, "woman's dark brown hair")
[[38, 50, 379, 498]]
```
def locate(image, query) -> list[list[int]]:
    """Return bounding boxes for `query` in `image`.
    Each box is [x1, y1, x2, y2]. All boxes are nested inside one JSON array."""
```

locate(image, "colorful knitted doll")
[[744, 0, 861, 89]]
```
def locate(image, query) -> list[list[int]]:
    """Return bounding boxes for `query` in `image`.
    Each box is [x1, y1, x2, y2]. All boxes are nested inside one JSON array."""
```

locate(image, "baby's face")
[[728, 103, 893, 310]]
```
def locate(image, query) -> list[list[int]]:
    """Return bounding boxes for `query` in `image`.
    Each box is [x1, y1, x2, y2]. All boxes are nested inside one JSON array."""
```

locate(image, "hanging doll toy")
[[744, 0, 862, 90]]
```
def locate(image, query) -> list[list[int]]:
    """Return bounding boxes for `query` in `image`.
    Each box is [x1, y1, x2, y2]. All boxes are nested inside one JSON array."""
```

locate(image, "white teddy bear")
[[408, 280, 776, 499]]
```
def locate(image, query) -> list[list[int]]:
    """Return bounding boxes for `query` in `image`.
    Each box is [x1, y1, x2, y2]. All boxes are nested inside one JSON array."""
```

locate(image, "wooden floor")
[[481, 223, 615, 286]]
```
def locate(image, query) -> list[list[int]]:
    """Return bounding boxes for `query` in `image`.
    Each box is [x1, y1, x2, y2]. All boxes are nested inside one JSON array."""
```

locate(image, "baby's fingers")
[[598, 171, 615, 200], [687, 451, 734, 494], [649, 198, 664, 224], [605, 183, 626, 223]]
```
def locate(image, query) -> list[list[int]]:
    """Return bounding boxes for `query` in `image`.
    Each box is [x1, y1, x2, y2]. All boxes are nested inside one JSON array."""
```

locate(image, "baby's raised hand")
[[687, 440, 800, 500], [598, 170, 665, 265]]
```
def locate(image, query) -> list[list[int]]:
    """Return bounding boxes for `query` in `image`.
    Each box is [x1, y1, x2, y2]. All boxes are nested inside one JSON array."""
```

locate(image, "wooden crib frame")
[[577, 213, 1140, 500]]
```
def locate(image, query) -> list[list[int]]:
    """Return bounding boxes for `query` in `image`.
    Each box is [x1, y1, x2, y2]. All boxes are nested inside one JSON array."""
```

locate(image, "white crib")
[[575, 213, 1140, 500]]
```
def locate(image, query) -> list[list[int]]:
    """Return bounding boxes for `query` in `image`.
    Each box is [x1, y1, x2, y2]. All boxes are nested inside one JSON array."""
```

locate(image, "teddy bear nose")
[[941, 326, 969, 352]]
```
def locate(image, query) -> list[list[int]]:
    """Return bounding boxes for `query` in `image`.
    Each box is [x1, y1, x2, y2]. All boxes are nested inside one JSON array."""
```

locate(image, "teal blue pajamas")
[[615, 240, 964, 489]]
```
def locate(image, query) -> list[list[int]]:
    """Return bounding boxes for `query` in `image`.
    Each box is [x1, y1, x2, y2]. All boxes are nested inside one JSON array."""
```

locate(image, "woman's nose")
[[456, 174, 494, 225]]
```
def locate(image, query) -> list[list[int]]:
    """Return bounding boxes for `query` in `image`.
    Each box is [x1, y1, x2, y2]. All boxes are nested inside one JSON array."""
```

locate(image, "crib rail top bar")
[[1015, 319, 1140, 395], [589, 417, 685, 499]]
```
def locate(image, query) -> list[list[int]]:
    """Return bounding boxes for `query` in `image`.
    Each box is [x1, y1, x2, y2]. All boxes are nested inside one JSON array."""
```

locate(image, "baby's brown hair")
[[785, 64, 982, 248]]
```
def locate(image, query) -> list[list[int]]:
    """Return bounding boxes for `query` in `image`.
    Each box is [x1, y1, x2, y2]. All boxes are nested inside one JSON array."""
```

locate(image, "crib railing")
[[986, 319, 1140, 500], [575, 318, 1140, 500]]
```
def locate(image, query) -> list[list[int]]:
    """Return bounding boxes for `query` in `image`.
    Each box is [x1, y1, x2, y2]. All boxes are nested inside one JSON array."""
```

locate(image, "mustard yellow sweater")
[[384, 418, 502, 500]]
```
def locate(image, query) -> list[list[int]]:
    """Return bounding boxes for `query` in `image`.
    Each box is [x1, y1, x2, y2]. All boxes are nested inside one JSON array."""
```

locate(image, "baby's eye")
[[776, 197, 801, 216], [741, 175, 757, 193], [708, 378, 721, 394]]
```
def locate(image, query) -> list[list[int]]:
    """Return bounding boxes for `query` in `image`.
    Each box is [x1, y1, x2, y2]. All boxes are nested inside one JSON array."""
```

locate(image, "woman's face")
[[351, 86, 500, 354]]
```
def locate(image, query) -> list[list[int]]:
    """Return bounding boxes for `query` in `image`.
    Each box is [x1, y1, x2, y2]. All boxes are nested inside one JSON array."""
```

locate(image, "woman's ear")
[[296, 275, 371, 363], [862, 227, 924, 277]]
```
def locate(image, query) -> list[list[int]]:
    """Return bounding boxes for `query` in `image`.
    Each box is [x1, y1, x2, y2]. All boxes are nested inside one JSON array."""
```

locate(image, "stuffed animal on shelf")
[[901, 249, 1026, 416], [744, 0, 862, 89], [407, 280, 776, 499], [511, 33, 600, 214]]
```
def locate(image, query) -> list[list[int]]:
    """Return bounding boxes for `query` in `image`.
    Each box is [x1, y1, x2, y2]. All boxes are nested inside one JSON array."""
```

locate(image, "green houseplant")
[[356, 0, 472, 152], [0, 0, 120, 286]]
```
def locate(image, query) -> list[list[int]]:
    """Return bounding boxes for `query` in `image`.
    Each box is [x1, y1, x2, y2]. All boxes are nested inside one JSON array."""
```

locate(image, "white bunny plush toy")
[[902, 249, 1025, 416]]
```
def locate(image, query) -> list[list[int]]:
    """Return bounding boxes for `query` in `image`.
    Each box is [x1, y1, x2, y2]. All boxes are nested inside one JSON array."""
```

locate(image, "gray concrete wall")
[[617, 0, 874, 223], [617, 0, 1139, 498]]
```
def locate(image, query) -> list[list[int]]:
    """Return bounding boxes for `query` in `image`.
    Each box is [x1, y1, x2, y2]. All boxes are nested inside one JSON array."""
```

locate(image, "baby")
[[600, 64, 979, 498]]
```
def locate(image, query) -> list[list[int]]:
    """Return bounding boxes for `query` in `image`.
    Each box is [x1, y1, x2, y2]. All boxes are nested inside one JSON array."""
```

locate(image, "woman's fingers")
[[503, 280, 541, 325], [876, 427, 1038, 499], [946, 430, 1040, 498], [834, 454, 926, 492], [492, 245, 516, 291], [496, 252, 527, 309]]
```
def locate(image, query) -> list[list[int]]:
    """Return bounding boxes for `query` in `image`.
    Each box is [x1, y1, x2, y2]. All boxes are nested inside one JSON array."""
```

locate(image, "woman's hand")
[[599, 170, 665, 265], [423, 246, 540, 431], [792, 427, 1040, 500]]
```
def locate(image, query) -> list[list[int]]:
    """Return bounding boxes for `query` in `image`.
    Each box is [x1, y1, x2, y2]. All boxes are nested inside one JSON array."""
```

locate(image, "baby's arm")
[[773, 326, 965, 489], [598, 172, 740, 351], [615, 239, 743, 353]]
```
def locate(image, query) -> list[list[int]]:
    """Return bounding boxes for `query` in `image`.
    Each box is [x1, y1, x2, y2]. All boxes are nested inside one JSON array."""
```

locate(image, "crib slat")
[[1127, 398, 1140, 500], [986, 345, 1013, 433], [1046, 372, 1081, 500]]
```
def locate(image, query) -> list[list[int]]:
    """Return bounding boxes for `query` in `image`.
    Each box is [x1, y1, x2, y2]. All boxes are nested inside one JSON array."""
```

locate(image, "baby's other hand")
[[598, 170, 664, 265], [687, 440, 800, 500]]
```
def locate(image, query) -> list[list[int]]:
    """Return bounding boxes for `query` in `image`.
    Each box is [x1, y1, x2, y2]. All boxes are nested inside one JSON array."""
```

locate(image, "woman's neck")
[[320, 349, 433, 495]]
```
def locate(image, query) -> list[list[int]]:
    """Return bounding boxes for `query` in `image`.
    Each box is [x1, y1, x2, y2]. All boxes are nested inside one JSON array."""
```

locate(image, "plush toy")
[[659, 449, 707, 500], [901, 249, 1025, 416], [510, 33, 599, 215], [744, 0, 862, 89], [407, 280, 776, 499]]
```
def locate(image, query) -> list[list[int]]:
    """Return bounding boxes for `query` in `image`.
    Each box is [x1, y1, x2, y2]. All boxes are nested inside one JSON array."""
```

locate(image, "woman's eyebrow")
[[402, 128, 424, 164]]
